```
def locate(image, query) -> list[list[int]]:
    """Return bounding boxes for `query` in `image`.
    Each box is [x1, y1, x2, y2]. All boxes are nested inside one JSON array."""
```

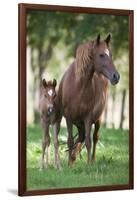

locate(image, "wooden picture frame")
[[18, 3, 134, 196]]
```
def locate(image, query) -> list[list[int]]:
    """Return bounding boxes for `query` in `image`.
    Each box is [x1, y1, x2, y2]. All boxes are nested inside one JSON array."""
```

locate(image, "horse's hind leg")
[[53, 121, 61, 169], [66, 118, 74, 166], [92, 119, 101, 161], [71, 123, 85, 161]]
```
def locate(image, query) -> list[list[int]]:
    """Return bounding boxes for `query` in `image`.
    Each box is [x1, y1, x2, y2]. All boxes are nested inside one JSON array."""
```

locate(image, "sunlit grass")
[[27, 124, 129, 190]]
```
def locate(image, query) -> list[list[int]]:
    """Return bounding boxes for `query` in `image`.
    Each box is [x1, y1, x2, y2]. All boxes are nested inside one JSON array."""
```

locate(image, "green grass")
[[27, 124, 129, 190]]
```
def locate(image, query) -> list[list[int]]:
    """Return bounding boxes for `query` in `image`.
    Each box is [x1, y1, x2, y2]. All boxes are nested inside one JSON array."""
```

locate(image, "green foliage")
[[27, 11, 129, 54], [27, 10, 129, 81], [27, 10, 129, 127], [27, 11, 61, 48], [27, 124, 129, 190]]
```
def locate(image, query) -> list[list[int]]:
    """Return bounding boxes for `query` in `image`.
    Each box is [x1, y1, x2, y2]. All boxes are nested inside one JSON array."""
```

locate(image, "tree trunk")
[[30, 47, 38, 123], [104, 103, 108, 128], [119, 89, 126, 129], [38, 44, 53, 90], [29, 43, 53, 123], [103, 90, 109, 128], [38, 46, 44, 89], [111, 88, 116, 128]]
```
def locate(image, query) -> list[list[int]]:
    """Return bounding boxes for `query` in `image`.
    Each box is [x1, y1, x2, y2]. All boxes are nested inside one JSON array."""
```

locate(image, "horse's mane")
[[75, 41, 94, 79]]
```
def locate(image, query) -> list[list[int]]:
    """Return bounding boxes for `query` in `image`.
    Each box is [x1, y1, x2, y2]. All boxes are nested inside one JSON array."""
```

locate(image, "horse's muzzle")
[[111, 72, 120, 85], [47, 104, 54, 115]]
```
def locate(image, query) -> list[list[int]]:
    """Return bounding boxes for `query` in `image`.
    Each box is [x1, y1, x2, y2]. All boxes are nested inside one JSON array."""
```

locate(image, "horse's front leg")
[[84, 118, 92, 164], [41, 122, 50, 169], [92, 119, 101, 161], [66, 118, 74, 166], [53, 121, 61, 169]]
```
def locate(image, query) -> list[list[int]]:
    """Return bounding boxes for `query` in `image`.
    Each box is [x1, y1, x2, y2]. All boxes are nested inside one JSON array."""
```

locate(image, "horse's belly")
[[93, 108, 104, 122], [63, 100, 90, 121], [63, 104, 80, 120], [62, 74, 107, 123]]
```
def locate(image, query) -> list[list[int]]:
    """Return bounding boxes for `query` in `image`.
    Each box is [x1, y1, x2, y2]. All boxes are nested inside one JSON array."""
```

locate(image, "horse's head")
[[93, 34, 120, 85], [42, 78, 57, 115]]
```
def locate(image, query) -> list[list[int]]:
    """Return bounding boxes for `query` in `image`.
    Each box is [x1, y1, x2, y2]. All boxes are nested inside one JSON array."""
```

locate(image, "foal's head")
[[93, 34, 120, 85], [42, 79, 57, 115]]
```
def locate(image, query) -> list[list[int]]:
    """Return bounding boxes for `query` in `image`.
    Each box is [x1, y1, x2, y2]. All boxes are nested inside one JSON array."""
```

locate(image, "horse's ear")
[[105, 34, 111, 45], [42, 79, 47, 88], [53, 79, 57, 87], [96, 33, 100, 45]]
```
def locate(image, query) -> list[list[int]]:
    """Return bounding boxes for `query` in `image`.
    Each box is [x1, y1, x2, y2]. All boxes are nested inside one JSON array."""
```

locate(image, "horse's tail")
[[71, 122, 85, 161]]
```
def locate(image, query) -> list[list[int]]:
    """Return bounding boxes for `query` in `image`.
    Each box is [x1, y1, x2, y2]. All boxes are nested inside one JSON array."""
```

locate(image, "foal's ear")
[[105, 34, 111, 45], [42, 79, 47, 88], [96, 33, 100, 45], [53, 79, 57, 87]]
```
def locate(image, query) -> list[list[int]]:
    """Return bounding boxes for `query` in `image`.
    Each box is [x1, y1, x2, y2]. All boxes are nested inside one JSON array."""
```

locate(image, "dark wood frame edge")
[[129, 9, 134, 189], [18, 3, 134, 196], [18, 3, 27, 196]]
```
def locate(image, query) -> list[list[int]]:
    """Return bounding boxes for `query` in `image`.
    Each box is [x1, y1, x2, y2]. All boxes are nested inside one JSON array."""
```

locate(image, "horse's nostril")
[[113, 73, 116, 80], [112, 73, 119, 82]]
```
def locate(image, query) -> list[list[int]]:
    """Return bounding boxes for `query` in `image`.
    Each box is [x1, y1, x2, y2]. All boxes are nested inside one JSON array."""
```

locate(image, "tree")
[[27, 10, 129, 126]]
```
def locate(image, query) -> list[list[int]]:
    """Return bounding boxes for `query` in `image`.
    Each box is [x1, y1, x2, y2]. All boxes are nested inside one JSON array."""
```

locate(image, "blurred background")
[[27, 10, 129, 130]]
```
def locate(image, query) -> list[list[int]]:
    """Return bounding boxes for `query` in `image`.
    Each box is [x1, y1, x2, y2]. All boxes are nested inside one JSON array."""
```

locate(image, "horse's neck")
[[93, 73, 109, 106], [76, 67, 94, 88], [77, 72, 108, 99]]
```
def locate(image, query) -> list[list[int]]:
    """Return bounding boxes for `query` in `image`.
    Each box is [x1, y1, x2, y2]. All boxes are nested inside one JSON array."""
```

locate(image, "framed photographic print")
[[18, 3, 134, 196]]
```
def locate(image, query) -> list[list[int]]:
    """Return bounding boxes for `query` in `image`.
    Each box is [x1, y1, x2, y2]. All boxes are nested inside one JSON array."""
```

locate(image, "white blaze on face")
[[48, 89, 53, 97], [104, 49, 110, 57]]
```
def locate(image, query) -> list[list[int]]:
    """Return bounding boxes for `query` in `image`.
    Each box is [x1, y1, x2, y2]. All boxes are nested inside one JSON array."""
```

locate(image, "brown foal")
[[39, 79, 61, 169]]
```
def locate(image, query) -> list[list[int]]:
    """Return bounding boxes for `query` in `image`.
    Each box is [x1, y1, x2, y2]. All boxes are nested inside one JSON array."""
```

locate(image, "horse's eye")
[[44, 95, 47, 98], [100, 54, 104, 58]]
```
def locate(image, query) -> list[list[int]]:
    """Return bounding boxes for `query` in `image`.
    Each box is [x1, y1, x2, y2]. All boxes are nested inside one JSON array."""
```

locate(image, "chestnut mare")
[[58, 34, 120, 165], [39, 79, 61, 169]]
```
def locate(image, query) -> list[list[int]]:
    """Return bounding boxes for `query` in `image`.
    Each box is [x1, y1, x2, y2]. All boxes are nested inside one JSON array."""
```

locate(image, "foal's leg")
[[41, 124, 50, 169], [92, 119, 101, 161], [53, 121, 61, 169], [66, 119, 74, 166], [84, 119, 92, 164]]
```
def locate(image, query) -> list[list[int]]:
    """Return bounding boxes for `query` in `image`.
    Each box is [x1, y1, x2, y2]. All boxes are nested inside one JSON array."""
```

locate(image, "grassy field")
[[27, 123, 129, 190]]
